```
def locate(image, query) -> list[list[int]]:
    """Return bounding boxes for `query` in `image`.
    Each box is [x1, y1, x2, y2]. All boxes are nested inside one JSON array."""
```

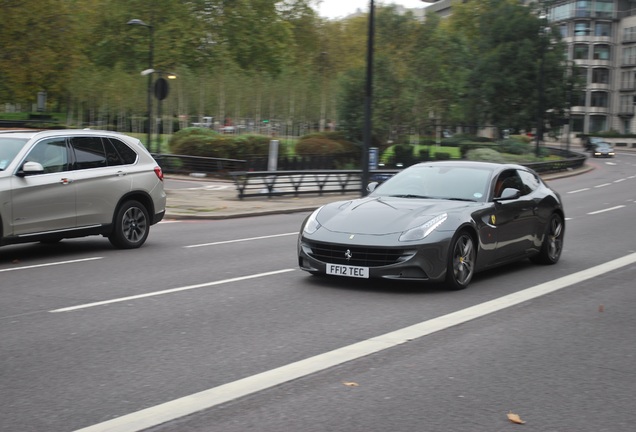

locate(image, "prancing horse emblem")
[[345, 249, 352, 261]]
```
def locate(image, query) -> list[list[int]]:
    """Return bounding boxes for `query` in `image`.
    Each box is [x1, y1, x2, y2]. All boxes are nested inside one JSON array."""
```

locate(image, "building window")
[[622, 46, 636, 66], [621, 71, 633, 89], [590, 91, 608, 107], [592, 68, 610, 84], [575, 22, 590, 36], [571, 115, 585, 133], [574, 44, 589, 60], [589, 115, 607, 133], [594, 22, 611, 37], [552, 3, 573, 21], [624, 26, 636, 43], [623, 119, 630, 135], [560, 23, 568, 38], [619, 95, 633, 113], [575, 1, 591, 18], [594, 0, 614, 19], [593, 45, 610, 60], [572, 91, 587, 106], [575, 67, 588, 85]]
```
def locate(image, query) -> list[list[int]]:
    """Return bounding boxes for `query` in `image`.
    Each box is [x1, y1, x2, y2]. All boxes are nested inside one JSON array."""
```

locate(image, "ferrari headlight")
[[399, 213, 448, 242], [303, 209, 322, 235]]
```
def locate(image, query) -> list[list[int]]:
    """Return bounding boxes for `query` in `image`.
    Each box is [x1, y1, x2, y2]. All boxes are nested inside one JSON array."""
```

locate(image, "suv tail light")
[[154, 166, 164, 181]]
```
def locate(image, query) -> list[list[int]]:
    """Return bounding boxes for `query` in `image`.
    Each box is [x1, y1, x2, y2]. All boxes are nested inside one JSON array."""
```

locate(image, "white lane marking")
[[594, 183, 612, 188], [50, 269, 295, 313], [0, 257, 103, 273], [568, 188, 590, 194], [587, 205, 626, 215], [73, 252, 636, 432], [613, 179, 626, 183], [185, 232, 297, 248]]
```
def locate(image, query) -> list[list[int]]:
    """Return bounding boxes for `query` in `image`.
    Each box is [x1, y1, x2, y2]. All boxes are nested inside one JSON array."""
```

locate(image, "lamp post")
[[127, 18, 154, 152], [536, 15, 547, 158], [361, 0, 375, 196], [147, 70, 177, 153]]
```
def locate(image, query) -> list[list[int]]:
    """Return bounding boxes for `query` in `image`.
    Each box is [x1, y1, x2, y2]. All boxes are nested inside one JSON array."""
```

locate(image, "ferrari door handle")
[[115, 171, 127, 177], [60, 178, 74, 185]]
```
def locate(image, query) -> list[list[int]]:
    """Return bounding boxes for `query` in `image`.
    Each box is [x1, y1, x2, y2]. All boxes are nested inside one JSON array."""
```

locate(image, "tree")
[[451, 0, 571, 137], [0, 0, 81, 104]]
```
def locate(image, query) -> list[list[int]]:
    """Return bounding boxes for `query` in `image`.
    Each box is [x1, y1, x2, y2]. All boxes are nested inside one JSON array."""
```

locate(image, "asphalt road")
[[1, 152, 635, 432]]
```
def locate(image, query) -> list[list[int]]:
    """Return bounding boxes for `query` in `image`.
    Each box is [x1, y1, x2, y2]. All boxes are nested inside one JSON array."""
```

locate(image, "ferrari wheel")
[[530, 213, 564, 265], [445, 231, 476, 290]]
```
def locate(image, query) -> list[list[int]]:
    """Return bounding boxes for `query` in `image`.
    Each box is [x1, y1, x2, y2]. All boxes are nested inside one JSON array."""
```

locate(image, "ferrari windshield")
[[371, 164, 492, 202], [0, 138, 29, 170]]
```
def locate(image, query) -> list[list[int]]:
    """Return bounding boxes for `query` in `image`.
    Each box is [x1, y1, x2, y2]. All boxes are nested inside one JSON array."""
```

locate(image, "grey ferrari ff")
[[298, 161, 565, 290]]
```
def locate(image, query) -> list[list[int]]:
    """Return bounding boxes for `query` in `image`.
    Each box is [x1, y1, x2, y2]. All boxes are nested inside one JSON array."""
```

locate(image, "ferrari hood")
[[315, 196, 475, 235]]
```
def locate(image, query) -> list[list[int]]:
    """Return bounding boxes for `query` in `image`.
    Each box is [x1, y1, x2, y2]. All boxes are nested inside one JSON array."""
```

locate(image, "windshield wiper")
[[389, 194, 432, 199], [444, 197, 477, 202]]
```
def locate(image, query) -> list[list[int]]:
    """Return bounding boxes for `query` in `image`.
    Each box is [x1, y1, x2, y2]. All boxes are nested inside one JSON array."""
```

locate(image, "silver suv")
[[0, 129, 166, 249]]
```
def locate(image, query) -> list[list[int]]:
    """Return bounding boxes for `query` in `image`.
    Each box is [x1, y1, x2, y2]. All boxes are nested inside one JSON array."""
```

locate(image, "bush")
[[465, 148, 507, 163], [232, 134, 271, 158], [169, 127, 277, 160], [295, 137, 346, 156], [498, 139, 530, 155], [434, 152, 451, 160]]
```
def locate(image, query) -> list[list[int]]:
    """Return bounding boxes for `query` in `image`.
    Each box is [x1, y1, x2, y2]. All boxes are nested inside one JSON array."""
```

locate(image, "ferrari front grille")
[[306, 241, 411, 267]]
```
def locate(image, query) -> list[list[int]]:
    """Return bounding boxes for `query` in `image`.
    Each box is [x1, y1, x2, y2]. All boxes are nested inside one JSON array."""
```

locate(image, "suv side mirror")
[[16, 161, 45, 177]]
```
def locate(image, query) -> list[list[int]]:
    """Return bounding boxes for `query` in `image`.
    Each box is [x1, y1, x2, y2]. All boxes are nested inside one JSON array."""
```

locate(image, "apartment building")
[[425, 0, 636, 135]]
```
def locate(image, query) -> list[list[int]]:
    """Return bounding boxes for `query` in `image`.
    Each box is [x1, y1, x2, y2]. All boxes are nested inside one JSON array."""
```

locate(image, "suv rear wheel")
[[109, 200, 150, 249]]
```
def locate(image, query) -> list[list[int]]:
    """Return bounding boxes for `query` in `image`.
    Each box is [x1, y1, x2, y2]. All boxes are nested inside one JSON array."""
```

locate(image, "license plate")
[[326, 264, 369, 278]]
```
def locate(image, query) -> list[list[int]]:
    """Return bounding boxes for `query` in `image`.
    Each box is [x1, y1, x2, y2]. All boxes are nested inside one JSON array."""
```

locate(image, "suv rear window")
[[106, 138, 138, 165], [71, 136, 138, 169], [72, 137, 107, 169]]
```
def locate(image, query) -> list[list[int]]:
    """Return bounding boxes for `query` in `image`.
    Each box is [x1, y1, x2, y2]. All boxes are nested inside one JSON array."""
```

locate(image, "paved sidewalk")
[[164, 182, 359, 220], [163, 165, 594, 220]]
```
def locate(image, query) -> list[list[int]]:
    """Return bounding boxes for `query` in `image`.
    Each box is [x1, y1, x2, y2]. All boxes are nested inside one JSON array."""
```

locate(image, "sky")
[[315, 0, 433, 20]]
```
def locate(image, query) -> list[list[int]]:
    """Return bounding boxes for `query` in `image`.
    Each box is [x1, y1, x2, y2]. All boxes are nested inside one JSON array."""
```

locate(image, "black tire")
[[108, 200, 150, 249], [530, 213, 564, 265], [445, 231, 476, 290]]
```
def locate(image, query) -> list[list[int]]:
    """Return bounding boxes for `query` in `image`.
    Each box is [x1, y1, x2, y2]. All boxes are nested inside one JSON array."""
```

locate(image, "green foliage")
[[0, 0, 576, 154], [393, 144, 417, 166], [465, 148, 507, 163], [231, 134, 271, 158], [169, 127, 271, 159], [497, 139, 531, 155], [434, 152, 451, 161], [295, 137, 345, 156]]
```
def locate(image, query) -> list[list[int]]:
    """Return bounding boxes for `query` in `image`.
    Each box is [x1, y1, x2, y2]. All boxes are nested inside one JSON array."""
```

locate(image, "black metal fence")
[[158, 147, 587, 198]]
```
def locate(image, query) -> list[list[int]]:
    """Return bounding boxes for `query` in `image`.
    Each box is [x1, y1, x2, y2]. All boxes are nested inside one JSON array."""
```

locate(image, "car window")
[[494, 170, 525, 198], [105, 138, 138, 165], [71, 137, 107, 169], [517, 169, 540, 194], [24, 138, 69, 173], [0, 138, 28, 170]]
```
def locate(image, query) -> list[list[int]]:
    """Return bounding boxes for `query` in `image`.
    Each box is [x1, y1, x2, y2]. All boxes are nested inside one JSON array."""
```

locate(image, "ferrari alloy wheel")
[[531, 213, 564, 265], [446, 231, 476, 290]]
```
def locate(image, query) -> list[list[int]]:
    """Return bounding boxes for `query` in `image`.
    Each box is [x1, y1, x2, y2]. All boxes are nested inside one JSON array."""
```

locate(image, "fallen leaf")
[[342, 381, 359, 387], [599, 304, 604, 312], [507, 411, 526, 424]]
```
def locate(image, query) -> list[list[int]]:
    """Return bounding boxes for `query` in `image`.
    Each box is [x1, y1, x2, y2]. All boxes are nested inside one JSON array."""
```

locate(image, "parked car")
[[592, 143, 615, 158], [0, 129, 166, 248], [298, 161, 564, 290]]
